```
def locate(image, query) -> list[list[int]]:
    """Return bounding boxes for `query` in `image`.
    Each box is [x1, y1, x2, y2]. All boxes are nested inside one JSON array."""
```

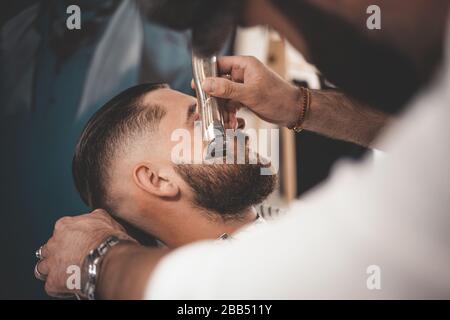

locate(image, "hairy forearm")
[[303, 89, 392, 148], [97, 243, 169, 300]]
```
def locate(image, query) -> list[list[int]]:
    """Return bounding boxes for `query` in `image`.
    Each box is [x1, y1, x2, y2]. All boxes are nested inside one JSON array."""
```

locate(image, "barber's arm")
[[96, 243, 168, 300], [36, 209, 168, 299], [198, 56, 391, 148]]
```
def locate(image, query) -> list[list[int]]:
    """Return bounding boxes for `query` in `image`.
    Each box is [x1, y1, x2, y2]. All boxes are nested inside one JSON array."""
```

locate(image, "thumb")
[[202, 77, 245, 101]]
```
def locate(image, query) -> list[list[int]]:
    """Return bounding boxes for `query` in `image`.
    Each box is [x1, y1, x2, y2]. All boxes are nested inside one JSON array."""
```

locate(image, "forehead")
[[142, 88, 196, 112], [142, 88, 197, 144]]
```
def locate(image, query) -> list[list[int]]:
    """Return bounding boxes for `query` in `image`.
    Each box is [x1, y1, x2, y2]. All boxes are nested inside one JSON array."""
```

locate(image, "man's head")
[[72, 84, 277, 245], [140, 0, 449, 114]]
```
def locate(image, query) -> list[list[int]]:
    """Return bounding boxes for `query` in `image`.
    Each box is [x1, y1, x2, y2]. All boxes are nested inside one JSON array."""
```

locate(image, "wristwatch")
[[80, 235, 122, 300]]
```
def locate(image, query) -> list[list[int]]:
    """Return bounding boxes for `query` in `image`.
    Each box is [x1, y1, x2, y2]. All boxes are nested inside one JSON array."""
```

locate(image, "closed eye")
[[186, 103, 197, 124]]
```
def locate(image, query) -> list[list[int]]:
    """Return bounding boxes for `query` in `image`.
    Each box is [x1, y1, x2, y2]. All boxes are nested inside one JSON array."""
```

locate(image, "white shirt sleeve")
[[145, 25, 450, 300]]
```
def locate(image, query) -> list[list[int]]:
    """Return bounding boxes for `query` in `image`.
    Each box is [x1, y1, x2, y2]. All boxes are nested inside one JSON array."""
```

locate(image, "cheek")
[[167, 165, 198, 203], [161, 140, 175, 159], [186, 125, 210, 160], [156, 127, 180, 161], [166, 123, 217, 165]]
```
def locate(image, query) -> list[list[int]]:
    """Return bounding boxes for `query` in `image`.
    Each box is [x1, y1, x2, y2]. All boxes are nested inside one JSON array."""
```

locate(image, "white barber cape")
[[144, 19, 450, 299]]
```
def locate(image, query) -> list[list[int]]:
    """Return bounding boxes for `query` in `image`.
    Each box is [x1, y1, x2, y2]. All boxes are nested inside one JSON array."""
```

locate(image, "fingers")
[[44, 275, 71, 298], [216, 56, 254, 80], [35, 241, 50, 282], [192, 76, 247, 103], [37, 259, 49, 276], [35, 260, 48, 282], [90, 208, 112, 222], [40, 243, 50, 259], [190, 55, 254, 91], [190, 55, 261, 108], [221, 114, 246, 130], [191, 73, 240, 91], [237, 117, 246, 130], [218, 99, 242, 130], [221, 109, 237, 130], [202, 77, 246, 101], [192, 74, 245, 130], [91, 208, 108, 216]]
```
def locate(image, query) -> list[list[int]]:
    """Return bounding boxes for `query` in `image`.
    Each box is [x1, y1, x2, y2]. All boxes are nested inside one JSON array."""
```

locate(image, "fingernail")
[[202, 79, 215, 93]]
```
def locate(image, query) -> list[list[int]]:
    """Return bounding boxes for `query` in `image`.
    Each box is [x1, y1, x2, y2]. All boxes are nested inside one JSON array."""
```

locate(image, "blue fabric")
[[0, 1, 197, 299]]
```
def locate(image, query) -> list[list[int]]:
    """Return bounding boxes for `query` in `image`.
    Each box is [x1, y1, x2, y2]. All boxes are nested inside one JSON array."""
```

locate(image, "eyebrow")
[[186, 102, 197, 124]]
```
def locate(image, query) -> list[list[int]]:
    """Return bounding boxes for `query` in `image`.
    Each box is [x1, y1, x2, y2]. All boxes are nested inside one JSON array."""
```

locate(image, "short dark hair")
[[72, 83, 168, 210]]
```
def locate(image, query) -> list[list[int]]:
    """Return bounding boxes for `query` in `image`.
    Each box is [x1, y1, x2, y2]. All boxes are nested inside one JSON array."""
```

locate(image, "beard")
[[175, 161, 278, 220]]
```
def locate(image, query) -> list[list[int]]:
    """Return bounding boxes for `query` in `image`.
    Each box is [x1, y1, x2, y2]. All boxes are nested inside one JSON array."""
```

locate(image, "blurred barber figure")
[[37, 0, 450, 299]]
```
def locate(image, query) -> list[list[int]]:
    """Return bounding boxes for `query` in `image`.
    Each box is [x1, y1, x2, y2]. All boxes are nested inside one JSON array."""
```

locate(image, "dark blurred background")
[[0, 0, 364, 299]]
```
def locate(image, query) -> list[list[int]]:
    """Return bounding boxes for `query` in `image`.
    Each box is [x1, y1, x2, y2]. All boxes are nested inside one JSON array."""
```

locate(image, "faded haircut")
[[72, 83, 168, 210]]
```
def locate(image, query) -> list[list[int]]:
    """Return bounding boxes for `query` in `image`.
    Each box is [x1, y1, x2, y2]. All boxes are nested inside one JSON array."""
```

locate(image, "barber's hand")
[[194, 56, 302, 128], [35, 209, 137, 297]]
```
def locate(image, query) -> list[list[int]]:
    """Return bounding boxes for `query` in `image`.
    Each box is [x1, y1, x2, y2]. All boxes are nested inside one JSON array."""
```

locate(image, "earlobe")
[[133, 163, 179, 198], [158, 176, 180, 198]]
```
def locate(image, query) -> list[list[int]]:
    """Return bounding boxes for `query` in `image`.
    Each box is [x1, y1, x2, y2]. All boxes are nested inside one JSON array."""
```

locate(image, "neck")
[[141, 204, 257, 248]]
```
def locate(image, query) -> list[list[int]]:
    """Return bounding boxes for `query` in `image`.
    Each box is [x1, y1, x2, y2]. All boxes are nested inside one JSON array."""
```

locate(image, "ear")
[[133, 163, 180, 198]]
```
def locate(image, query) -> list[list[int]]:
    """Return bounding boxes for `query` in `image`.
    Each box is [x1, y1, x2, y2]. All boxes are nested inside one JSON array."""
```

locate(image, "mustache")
[[206, 131, 270, 167]]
